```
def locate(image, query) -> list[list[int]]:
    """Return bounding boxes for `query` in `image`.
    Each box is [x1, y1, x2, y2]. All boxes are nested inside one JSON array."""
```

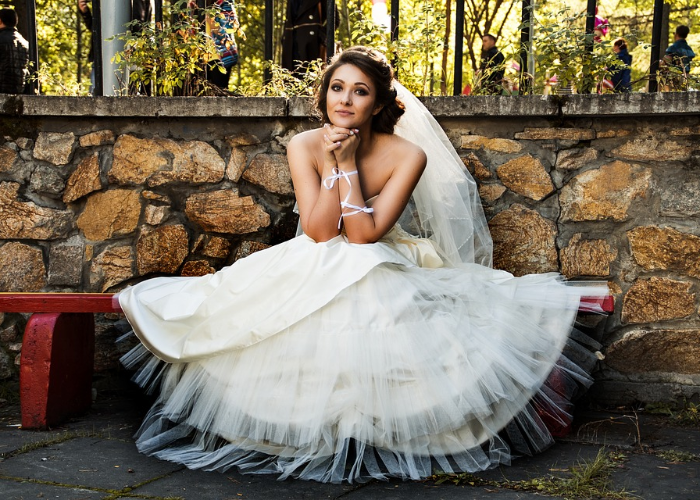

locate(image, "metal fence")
[[22, 0, 669, 96]]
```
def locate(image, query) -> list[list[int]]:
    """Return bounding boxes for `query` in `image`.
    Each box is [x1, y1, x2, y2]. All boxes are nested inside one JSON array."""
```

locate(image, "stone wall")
[[1, 93, 699, 406]]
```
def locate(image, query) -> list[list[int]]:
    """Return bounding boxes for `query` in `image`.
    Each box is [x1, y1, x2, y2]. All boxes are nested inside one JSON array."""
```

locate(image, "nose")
[[341, 91, 352, 105]]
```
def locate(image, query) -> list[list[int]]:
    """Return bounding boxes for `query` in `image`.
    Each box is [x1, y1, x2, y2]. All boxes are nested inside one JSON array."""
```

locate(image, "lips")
[[334, 110, 353, 116]]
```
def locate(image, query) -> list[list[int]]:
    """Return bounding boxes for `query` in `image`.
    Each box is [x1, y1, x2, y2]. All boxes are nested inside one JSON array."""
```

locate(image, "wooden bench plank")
[[0, 293, 122, 313]]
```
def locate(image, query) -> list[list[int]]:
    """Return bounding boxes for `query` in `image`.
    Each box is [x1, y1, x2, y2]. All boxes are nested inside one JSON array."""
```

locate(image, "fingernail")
[[336, 142, 341, 146]]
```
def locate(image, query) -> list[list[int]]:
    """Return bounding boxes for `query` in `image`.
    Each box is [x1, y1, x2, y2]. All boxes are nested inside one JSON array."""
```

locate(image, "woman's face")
[[326, 64, 382, 129]]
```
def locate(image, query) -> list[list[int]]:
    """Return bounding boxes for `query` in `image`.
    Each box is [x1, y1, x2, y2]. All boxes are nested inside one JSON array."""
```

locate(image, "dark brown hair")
[[314, 46, 405, 134], [613, 38, 628, 51]]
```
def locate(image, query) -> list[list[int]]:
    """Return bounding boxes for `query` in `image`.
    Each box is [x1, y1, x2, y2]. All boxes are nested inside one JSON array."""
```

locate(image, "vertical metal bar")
[[519, 0, 531, 94], [390, 0, 399, 72], [326, 0, 336, 62], [649, 0, 664, 92], [25, 0, 39, 94], [155, 0, 163, 25], [581, 0, 596, 94], [264, 0, 273, 83], [453, 0, 464, 95], [77, 5, 82, 85], [92, 0, 104, 96]]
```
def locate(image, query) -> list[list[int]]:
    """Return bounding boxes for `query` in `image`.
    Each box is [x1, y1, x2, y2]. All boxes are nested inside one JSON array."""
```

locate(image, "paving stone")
[[131, 466, 354, 499], [0, 437, 181, 490], [0, 480, 104, 500], [610, 453, 700, 500]]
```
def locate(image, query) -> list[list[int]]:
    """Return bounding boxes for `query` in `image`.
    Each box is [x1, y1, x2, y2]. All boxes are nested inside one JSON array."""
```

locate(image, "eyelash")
[[331, 85, 368, 96]]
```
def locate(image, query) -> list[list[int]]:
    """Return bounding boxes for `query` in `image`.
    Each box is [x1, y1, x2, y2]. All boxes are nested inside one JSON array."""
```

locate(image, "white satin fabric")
[[118, 225, 608, 482]]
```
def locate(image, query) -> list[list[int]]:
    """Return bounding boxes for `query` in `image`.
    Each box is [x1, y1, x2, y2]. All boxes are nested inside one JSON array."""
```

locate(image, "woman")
[[610, 38, 632, 93], [118, 47, 608, 483]]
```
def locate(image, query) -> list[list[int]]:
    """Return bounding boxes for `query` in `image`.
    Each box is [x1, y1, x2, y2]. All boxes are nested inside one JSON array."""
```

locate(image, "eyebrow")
[[331, 78, 371, 90]]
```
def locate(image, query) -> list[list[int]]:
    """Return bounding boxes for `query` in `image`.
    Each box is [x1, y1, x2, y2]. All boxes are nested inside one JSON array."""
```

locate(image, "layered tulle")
[[119, 228, 608, 483]]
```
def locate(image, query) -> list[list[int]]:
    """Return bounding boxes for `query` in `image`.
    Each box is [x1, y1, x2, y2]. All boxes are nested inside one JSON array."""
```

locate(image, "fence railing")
[[22, 0, 670, 96]]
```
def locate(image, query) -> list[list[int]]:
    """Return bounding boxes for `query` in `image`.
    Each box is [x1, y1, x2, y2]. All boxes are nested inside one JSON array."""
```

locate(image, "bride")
[[118, 46, 608, 483]]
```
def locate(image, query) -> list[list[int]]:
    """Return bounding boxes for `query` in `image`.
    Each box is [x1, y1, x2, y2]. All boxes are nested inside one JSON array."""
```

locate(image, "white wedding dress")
[[118, 83, 609, 483]]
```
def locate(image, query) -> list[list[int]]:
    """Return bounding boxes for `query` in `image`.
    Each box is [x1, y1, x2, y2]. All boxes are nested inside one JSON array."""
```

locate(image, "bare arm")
[[288, 128, 354, 242], [335, 139, 426, 244]]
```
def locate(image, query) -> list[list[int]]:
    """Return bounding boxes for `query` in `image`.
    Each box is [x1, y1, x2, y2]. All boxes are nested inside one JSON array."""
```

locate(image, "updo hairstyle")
[[315, 46, 405, 134]]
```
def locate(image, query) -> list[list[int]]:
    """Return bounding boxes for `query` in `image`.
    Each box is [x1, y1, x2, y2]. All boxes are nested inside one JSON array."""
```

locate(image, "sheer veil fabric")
[[118, 81, 609, 483]]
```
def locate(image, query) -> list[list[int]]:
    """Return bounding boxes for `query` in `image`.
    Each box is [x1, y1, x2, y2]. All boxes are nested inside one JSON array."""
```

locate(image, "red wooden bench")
[[0, 293, 121, 430], [0, 292, 613, 430]]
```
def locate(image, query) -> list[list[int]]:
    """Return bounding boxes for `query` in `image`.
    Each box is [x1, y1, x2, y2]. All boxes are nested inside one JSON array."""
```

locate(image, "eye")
[[355, 88, 369, 96], [330, 84, 342, 92]]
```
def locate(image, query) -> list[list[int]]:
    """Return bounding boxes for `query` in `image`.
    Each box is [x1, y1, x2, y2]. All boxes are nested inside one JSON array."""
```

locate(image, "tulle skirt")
[[118, 230, 608, 483]]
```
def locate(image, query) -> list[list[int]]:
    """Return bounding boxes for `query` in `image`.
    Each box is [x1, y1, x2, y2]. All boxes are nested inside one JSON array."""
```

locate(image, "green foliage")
[[36, 0, 90, 95], [432, 448, 635, 499], [646, 400, 700, 426], [112, 1, 235, 96], [531, 6, 624, 94], [349, 1, 446, 96]]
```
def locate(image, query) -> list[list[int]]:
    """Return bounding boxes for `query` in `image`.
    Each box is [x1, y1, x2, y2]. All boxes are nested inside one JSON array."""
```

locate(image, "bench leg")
[[20, 312, 95, 430]]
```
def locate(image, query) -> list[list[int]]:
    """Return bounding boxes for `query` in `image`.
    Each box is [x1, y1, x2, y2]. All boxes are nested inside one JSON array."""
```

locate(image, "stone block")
[[0, 182, 73, 239], [202, 236, 231, 258], [77, 189, 141, 240], [186, 190, 270, 235], [33, 132, 75, 165], [555, 147, 599, 170], [0, 144, 17, 172], [488, 204, 558, 276], [110, 135, 225, 186], [0, 348, 12, 379], [496, 155, 554, 200], [622, 277, 695, 324], [560, 161, 651, 221], [181, 260, 216, 276], [611, 137, 692, 162], [48, 238, 84, 286], [478, 184, 506, 203], [234, 241, 271, 261], [63, 153, 102, 203], [226, 147, 247, 182], [461, 152, 491, 179], [15, 137, 33, 149], [460, 135, 522, 154], [79, 130, 115, 147], [90, 245, 134, 292], [659, 178, 700, 217], [628, 226, 700, 279], [0, 322, 19, 342], [243, 153, 294, 195], [144, 204, 169, 225], [0, 242, 46, 292], [137, 225, 189, 275], [606, 329, 700, 374], [29, 165, 65, 195], [514, 127, 595, 141], [560, 234, 617, 278], [226, 133, 261, 147]]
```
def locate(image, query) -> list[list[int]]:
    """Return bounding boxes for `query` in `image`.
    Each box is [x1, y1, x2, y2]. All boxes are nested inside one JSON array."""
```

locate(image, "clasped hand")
[[323, 124, 360, 167]]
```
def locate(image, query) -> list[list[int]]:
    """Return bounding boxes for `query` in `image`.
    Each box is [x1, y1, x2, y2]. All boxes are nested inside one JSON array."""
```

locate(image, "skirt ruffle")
[[120, 255, 606, 483]]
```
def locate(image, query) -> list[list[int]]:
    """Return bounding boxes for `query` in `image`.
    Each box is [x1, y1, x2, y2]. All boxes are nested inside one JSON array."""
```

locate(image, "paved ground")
[[1, 374, 699, 500]]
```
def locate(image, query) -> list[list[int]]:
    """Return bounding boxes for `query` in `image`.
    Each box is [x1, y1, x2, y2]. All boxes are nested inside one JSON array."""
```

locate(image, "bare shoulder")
[[387, 134, 427, 172], [288, 128, 324, 151]]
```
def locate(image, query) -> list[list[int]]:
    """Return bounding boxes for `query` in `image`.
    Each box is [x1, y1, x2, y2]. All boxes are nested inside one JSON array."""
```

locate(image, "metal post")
[[581, 0, 596, 94], [649, 0, 664, 92], [327, 0, 336, 62], [25, 0, 39, 94], [453, 0, 464, 95], [154, 0, 163, 25], [92, 0, 103, 96], [389, 0, 399, 42], [264, 0, 273, 83], [519, 0, 532, 94]]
